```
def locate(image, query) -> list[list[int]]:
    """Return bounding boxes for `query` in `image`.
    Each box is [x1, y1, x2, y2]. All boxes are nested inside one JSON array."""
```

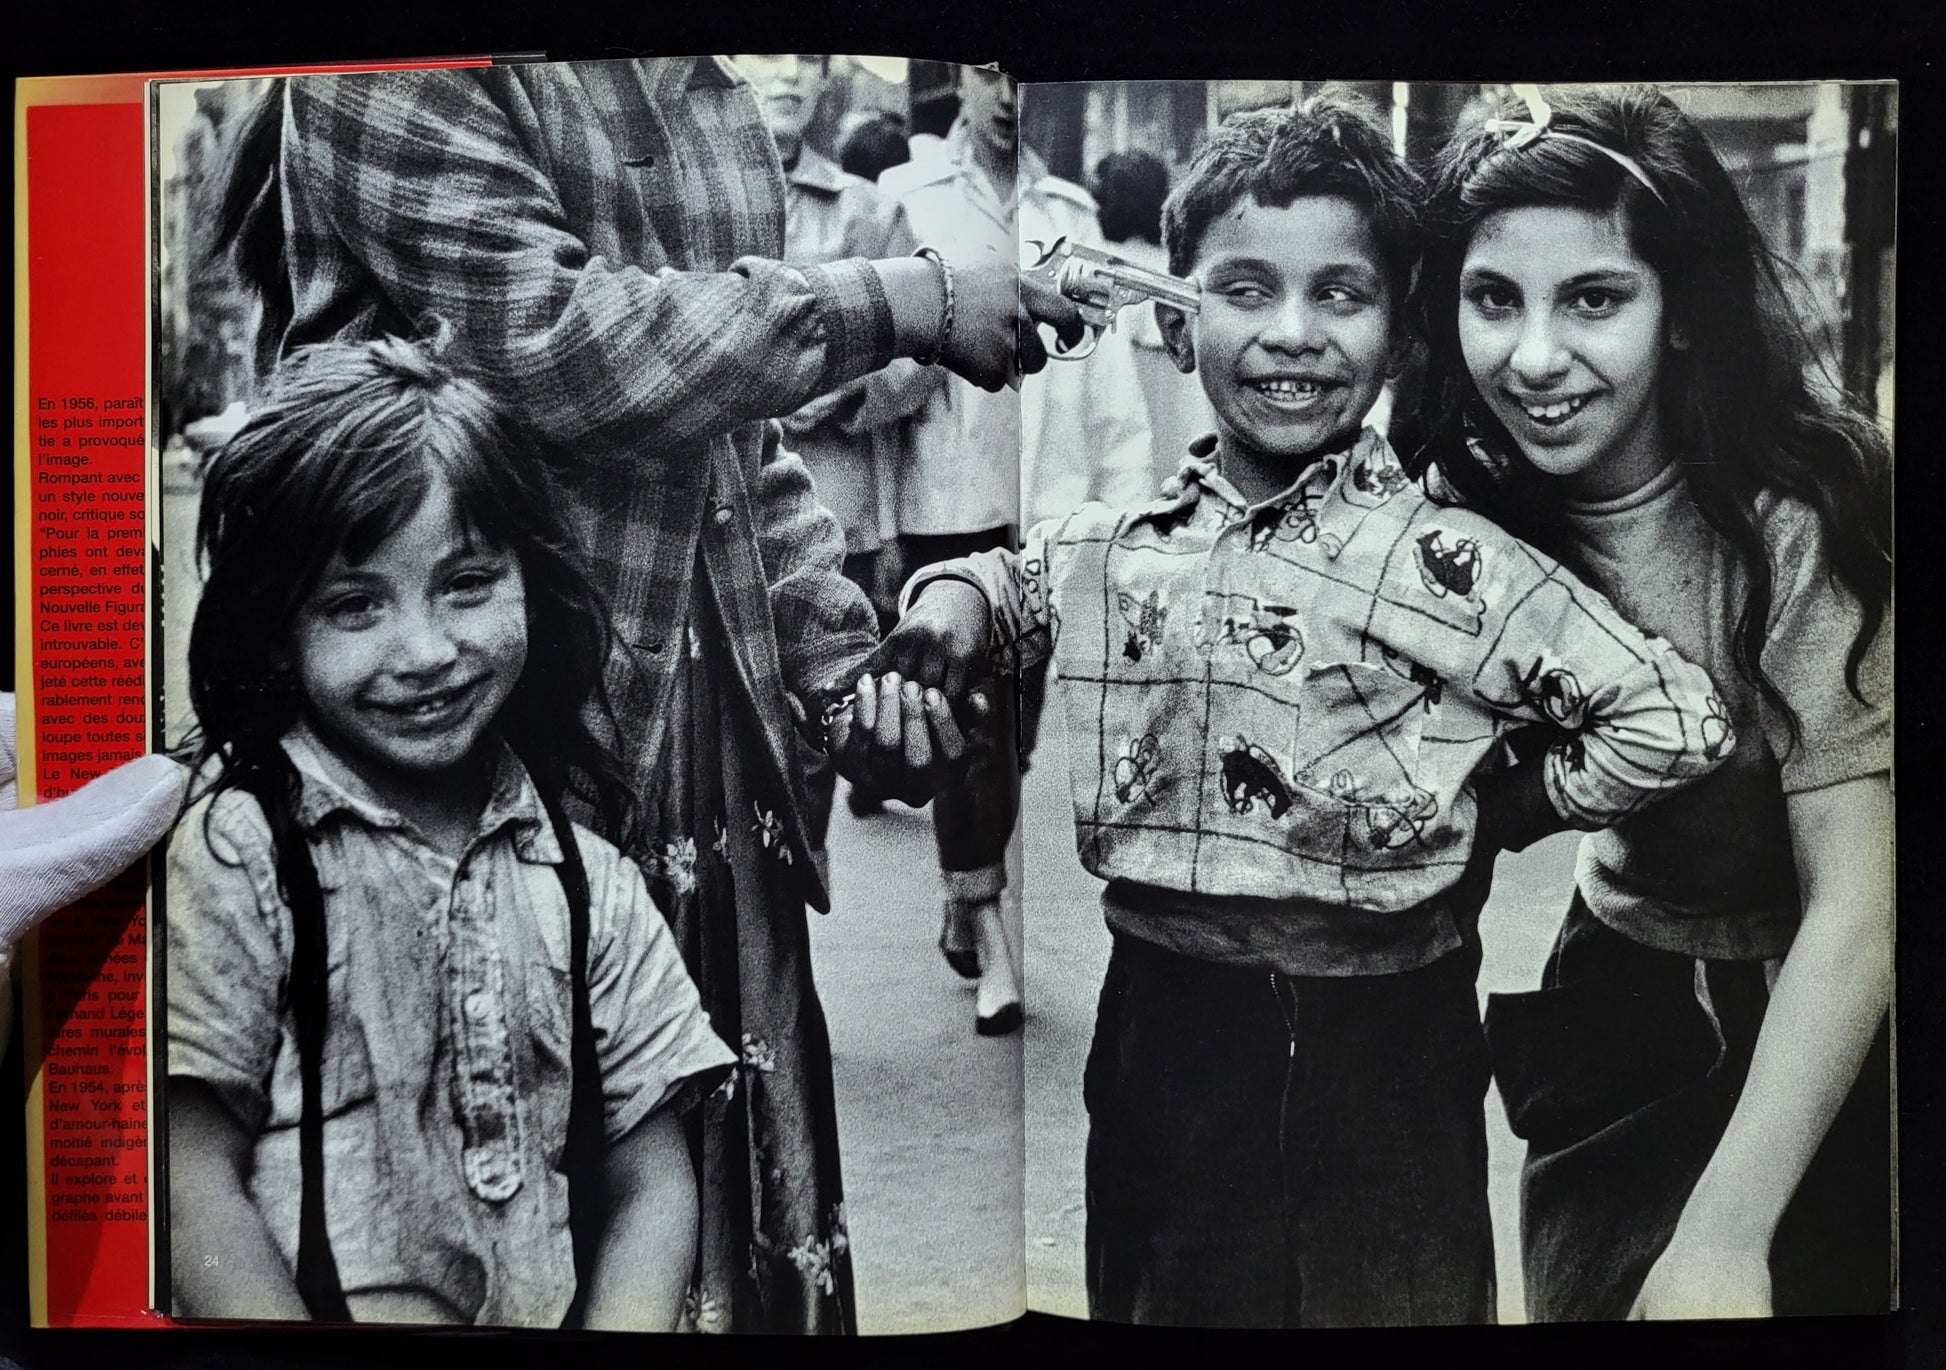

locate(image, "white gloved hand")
[[0, 692, 188, 1059]]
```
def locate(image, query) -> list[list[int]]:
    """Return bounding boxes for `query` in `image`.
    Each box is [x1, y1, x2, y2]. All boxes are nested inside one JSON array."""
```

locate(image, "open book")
[[14, 56, 1895, 1334]]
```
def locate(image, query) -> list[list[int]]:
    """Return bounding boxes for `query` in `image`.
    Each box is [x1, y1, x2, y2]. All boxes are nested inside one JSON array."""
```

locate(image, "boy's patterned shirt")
[[915, 429, 1734, 913]]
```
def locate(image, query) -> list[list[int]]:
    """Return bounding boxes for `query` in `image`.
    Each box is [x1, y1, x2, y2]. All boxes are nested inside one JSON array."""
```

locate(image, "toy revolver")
[[1023, 236, 1200, 360]]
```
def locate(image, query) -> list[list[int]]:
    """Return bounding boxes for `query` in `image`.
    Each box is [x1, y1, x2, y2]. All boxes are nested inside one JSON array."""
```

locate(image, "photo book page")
[[144, 54, 1028, 1335], [14, 54, 1894, 1337]]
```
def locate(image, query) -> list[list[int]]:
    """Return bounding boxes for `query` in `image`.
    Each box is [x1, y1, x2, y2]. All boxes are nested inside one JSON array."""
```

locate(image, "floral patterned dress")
[[644, 583, 854, 1334]]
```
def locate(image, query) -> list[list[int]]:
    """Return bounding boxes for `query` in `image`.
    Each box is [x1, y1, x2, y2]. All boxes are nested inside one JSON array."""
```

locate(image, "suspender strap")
[[262, 785, 352, 1323], [545, 796, 606, 1330]]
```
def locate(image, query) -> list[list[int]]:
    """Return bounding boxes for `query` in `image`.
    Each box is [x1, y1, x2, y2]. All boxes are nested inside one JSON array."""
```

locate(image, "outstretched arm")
[[283, 69, 1072, 456], [1442, 534, 1736, 832], [1629, 772, 1892, 1320]]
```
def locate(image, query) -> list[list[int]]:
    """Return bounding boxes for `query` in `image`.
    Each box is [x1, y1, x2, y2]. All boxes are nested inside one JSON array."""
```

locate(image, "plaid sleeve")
[[783, 192, 940, 438], [754, 422, 880, 699], [284, 71, 897, 460], [840, 197, 943, 433]]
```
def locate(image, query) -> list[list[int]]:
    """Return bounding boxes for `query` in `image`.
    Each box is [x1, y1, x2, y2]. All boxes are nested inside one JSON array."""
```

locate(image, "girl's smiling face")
[[1458, 204, 1672, 500], [291, 471, 527, 800]]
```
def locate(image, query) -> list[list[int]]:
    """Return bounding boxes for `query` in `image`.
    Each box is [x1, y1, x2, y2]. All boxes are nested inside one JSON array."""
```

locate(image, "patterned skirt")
[[631, 578, 855, 1334]]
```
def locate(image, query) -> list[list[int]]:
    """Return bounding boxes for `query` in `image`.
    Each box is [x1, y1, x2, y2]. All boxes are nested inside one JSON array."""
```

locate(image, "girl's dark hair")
[[1409, 84, 1891, 742], [1163, 89, 1424, 294], [1093, 150, 1170, 246], [186, 327, 637, 849]]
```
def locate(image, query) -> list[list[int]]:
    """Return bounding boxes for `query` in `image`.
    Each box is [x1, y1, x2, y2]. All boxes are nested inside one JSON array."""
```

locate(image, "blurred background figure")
[[1089, 150, 1215, 490], [839, 110, 913, 184], [904, 61, 961, 172], [882, 66, 1154, 1038], [735, 52, 947, 855], [803, 54, 910, 157], [878, 65, 1033, 1036]]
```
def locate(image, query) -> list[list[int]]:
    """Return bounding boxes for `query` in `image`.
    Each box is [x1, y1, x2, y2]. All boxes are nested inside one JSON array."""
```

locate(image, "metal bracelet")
[[819, 692, 858, 730], [912, 247, 955, 367]]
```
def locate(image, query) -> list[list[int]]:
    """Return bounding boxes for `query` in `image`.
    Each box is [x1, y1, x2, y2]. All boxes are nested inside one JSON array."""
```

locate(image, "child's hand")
[[1627, 1231, 1772, 1321], [821, 673, 993, 808], [858, 578, 993, 699], [1472, 753, 1568, 855]]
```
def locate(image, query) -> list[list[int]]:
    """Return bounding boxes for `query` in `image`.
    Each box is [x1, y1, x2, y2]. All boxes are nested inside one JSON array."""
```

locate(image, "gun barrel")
[[1124, 268, 1200, 314], [1059, 252, 1200, 316]]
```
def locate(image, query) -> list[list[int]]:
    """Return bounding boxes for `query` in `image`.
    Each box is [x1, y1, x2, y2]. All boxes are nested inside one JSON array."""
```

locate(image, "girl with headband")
[[1411, 84, 1892, 1322]]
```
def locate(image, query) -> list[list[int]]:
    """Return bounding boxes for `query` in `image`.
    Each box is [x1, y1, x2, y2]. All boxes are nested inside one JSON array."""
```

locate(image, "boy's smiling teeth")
[[1254, 379, 1328, 401]]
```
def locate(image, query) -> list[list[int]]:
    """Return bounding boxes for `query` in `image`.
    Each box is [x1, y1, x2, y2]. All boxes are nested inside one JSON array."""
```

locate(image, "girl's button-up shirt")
[[166, 731, 735, 1326]]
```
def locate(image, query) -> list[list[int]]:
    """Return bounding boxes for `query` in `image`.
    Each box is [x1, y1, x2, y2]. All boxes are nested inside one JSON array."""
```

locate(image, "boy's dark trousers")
[[1082, 930, 1497, 1328]]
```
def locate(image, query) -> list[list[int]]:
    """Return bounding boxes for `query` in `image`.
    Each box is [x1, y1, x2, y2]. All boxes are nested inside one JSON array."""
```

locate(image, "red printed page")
[[13, 59, 493, 1328]]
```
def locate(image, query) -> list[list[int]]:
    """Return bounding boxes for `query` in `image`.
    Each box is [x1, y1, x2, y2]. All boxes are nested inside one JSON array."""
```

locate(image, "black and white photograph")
[[145, 58, 1895, 1338], [149, 54, 1046, 1335], [1010, 77, 1895, 1328]]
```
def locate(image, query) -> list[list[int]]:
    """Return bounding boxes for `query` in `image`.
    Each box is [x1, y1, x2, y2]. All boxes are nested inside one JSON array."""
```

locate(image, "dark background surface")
[[6, 1, 1940, 1366]]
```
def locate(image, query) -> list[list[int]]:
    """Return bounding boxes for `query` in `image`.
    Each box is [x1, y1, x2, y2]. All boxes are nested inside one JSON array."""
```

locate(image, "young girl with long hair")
[[165, 334, 735, 1328], [1411, 84, 1892, 1322]]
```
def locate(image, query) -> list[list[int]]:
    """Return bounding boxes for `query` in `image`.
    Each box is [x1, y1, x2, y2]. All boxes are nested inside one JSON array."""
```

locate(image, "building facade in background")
[[1021, 80, 1895, 431]]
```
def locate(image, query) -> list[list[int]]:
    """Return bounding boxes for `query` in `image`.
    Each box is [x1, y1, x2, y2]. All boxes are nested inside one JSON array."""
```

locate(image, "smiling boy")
[[863, 95, 1735, 1327]]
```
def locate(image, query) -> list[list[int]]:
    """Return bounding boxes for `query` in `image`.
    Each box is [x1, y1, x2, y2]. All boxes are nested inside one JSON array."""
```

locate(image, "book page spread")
[[15, 61, 1894, 1337]]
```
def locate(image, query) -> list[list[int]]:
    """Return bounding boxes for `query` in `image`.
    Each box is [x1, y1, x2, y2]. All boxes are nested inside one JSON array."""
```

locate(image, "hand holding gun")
[[1022, 236, 1201, 360]]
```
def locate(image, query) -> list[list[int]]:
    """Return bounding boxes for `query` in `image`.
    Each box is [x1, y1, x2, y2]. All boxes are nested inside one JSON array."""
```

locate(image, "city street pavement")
[[809, 787, 1027, 1334], [814, 701, 1579, 1330]]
